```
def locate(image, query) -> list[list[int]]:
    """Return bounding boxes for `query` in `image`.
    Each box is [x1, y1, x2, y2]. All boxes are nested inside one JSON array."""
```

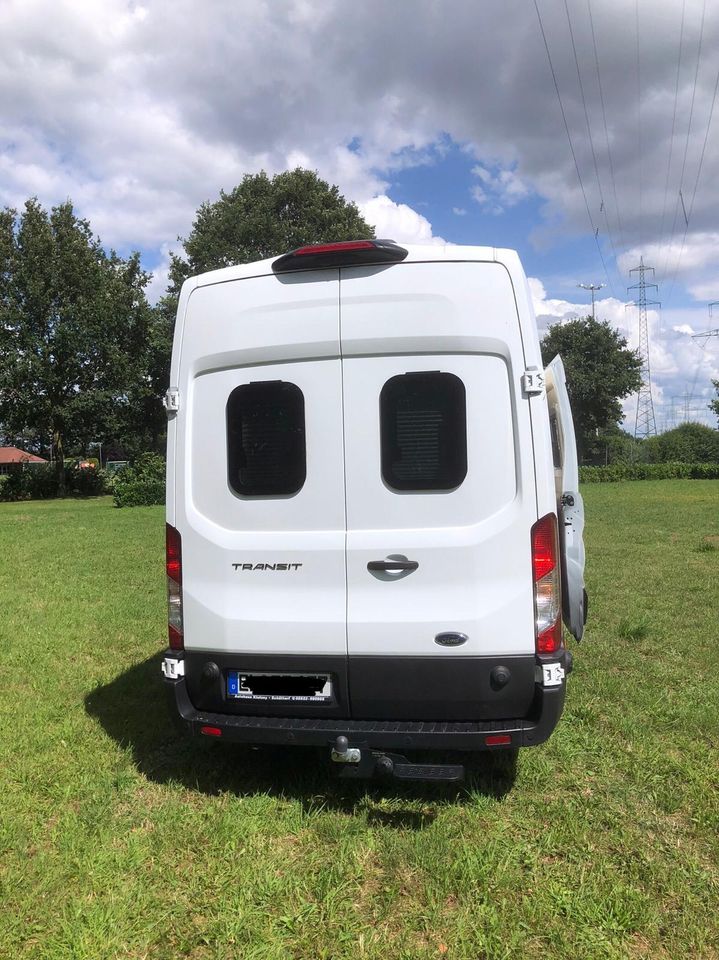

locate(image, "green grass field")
[[0, 482, 717, 960]]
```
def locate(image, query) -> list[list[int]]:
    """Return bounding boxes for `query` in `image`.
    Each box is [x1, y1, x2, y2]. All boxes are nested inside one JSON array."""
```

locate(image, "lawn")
[[0, 482, 717, 960]]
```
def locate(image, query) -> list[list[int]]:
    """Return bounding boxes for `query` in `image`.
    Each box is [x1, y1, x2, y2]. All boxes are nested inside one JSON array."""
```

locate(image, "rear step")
[[330, 736, 464, 782]]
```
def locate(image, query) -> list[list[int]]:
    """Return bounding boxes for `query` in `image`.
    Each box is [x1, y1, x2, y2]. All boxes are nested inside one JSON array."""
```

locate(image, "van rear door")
[[545, 355, 586, 641], [176, 270, 347, 664], [340, 260, 539, 720]]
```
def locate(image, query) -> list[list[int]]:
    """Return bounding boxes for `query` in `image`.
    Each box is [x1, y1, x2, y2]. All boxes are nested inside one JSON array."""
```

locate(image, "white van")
[[162, 240, 586, 781]]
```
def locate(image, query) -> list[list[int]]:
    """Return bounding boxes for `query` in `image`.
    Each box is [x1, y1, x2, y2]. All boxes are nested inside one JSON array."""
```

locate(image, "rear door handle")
[[367, 559, 419, 573]]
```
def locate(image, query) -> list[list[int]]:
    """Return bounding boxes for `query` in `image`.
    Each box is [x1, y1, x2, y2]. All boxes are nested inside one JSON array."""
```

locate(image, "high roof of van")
[[184, 244, 525, 290]]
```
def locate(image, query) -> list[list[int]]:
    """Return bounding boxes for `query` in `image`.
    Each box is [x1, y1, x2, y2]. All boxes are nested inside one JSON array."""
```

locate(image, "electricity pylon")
[[628, 258, 659, 438]]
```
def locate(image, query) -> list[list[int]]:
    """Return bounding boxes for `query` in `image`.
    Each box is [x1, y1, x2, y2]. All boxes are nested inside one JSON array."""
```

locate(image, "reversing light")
[[166, 523, 184, 651], [531, 513, 563, 654], [272, 238, 408, 273]]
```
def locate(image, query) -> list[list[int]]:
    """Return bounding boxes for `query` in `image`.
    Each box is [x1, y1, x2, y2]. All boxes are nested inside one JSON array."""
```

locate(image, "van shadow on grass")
[[85, 653, 517, 820]]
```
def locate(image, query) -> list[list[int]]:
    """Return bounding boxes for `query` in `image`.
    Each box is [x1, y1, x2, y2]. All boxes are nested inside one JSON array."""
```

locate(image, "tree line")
[[1, 168, 717, 490]]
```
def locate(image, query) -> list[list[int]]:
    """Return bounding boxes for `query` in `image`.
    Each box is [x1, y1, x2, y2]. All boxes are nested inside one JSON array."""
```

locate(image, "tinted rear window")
[[380, 371, 467, 491], [227, 381, 306, 496]]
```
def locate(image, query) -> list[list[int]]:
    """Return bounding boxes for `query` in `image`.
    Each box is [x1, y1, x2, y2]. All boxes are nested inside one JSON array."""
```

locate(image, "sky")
[[1, 0, 718, 430]]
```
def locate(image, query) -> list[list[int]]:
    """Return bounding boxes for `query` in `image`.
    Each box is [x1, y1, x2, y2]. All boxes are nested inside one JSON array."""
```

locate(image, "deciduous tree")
[[0, 199, 156, 492], [710, 379, 719, 426], [540, 316, 643, 459], [161, 168, 374, 318]]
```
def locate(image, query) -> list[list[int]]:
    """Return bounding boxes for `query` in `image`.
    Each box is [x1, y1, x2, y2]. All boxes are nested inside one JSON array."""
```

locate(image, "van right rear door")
[[340, 259, 540, 720], [545, 355, 586, 641]]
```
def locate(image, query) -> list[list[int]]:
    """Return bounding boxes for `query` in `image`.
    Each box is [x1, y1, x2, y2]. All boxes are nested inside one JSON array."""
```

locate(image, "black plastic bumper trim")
[[165, 671, 566, 751]]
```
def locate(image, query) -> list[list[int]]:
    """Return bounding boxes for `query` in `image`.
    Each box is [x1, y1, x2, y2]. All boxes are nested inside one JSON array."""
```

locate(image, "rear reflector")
[[200, 726, 222, 737], [531, 513, 563, 655], [272, 238, 408, 273], [485, 734, 512, 746]]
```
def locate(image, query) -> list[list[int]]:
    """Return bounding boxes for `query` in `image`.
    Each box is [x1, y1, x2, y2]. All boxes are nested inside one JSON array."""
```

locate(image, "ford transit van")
[[162, 241, 586, 780]]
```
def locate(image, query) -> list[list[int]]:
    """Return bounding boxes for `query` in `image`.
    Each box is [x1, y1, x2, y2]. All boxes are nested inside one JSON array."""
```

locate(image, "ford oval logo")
[[434, 632, 468, 647]]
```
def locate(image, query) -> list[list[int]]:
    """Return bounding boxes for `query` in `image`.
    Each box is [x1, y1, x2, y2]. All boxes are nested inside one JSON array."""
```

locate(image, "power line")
[[533, 0, 613, 292], [665, 56, 719, 303], [657, 0, 686, 261], [587, 0, 627, 258], [662, 0, 707, 283], [635, 0, 643, 252], [564, 0, 617, 296]]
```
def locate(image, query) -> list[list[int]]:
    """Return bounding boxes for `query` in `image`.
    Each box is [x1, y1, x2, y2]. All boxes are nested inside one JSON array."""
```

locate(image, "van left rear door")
[[175, 271, 348, 709]]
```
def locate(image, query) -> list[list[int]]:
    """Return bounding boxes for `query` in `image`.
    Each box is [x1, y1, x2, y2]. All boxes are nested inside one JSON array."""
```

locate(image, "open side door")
[[545, 355, 587, 641]]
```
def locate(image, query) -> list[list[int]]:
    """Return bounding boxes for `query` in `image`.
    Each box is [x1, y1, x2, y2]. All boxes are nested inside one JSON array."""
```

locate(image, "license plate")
[[226, 671, 332, 702]]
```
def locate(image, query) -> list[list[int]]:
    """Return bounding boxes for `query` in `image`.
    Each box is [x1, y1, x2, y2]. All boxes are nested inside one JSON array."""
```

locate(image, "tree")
[[643, 422, 719, 463], [162, 168, 374, 316], [710, 379, 719, 425], [0, 199, 156, 493], [540, 316, 643, 459]]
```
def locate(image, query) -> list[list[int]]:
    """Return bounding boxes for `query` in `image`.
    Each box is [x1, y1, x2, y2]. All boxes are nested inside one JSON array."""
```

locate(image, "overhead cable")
[[662, 0, 707, 282], [657, 0, 686, 267], [564, 0, 617, 297], [587, 0, 627, 260], [533, 0, 613, 294], [665, 57, 719, 303]]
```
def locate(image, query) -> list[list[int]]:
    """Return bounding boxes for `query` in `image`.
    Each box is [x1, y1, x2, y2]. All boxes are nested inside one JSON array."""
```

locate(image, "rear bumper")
[[164, 666, 567, 752]]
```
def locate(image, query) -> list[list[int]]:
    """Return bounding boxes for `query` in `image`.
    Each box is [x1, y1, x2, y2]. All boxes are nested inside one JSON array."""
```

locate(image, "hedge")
[[0, 463, 108, 501], [112, 453, 165, 507], [579, 462, 719, 483]]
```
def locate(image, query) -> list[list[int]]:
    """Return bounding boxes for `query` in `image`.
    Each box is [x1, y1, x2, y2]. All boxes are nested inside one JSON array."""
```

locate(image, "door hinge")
[[161, 656, 185, 680], [163, 388, 180, 414], [522, 367, 545, 396]]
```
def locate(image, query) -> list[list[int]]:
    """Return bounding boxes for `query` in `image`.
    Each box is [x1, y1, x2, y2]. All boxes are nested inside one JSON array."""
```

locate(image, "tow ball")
[[330, 736, 465, 782]]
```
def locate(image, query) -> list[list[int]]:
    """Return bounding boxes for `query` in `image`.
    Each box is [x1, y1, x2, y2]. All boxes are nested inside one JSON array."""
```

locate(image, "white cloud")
[[471, 164, 530, 214], [1, 0, 718, 319], [452, 207, 467, 216], [360, 195, 445, 245]]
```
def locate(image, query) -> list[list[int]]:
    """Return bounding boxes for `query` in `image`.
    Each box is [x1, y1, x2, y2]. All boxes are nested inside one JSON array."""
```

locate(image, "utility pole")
[[577, 282, 605, 320], [628, 257, 659, 439]]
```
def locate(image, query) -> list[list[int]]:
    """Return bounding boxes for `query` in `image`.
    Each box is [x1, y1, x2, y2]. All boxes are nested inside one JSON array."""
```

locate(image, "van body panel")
[[176, 273, 347, 658]]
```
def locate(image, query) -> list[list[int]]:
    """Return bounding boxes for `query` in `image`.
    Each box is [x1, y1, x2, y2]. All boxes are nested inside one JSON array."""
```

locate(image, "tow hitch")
[[330, 736, 465, 782]]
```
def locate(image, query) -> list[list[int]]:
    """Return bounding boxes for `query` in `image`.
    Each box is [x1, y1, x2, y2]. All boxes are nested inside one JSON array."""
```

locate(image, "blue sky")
[[1, 0, 718, 428], [382, 139, 624, 304]]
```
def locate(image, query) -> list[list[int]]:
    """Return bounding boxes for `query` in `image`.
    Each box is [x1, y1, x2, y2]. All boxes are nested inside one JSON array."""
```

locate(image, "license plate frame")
[[226, 670, 333, 703]]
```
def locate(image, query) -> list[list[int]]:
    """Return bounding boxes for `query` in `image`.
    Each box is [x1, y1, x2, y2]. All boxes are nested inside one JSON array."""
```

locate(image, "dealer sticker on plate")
[[542, 663, 565, 687]]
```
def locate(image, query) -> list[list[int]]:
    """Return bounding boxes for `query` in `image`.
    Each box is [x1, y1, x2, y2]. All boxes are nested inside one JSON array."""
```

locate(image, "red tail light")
[[166, 523, 184, 651], [531, 513, 562, 654], [272, 238, 408, 273], [293, 240, 375, 255]]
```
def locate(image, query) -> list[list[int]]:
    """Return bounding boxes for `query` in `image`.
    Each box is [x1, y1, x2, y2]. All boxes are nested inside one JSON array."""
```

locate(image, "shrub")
[[0, 462, 110, 501], [580, 462, 719, 483], [23, 464, 61, 499], [69, 464, 108, 496], [0, 468, 26, 501], [112, 453, 165, 507]]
